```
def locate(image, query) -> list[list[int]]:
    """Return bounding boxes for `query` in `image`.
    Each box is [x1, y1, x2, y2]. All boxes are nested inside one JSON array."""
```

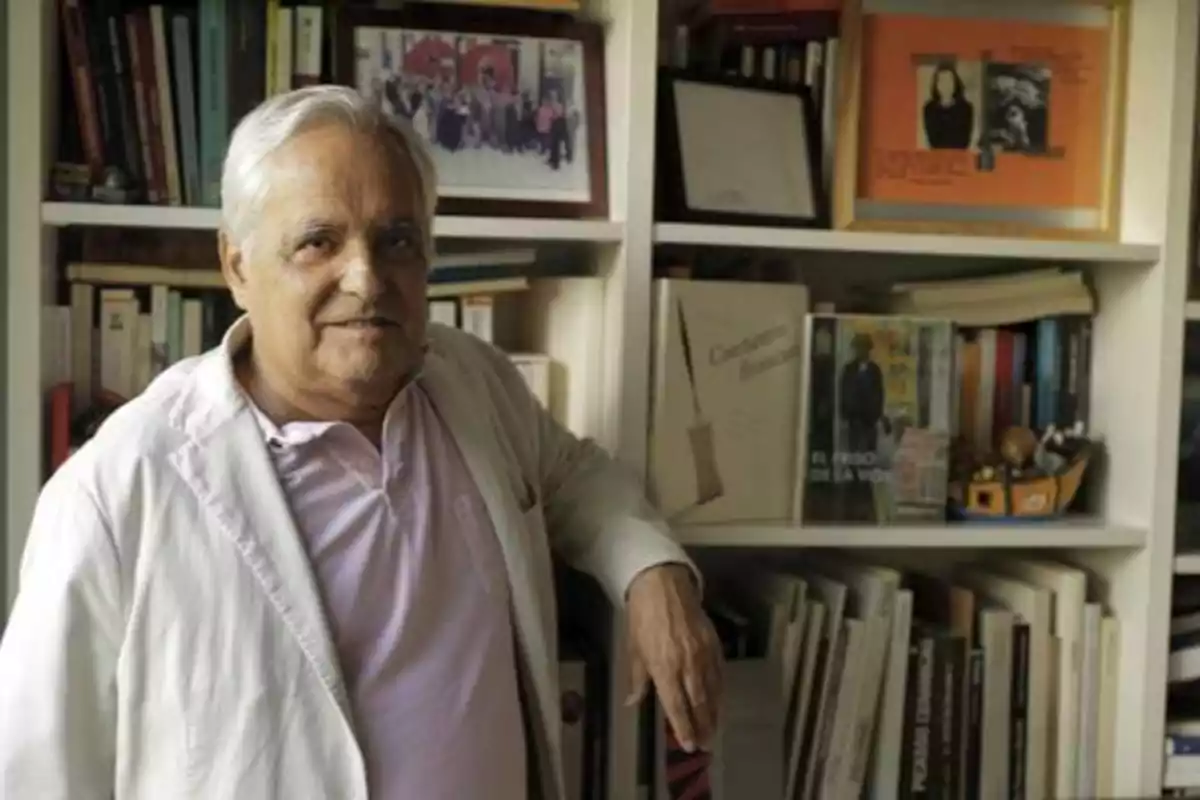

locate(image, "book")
[[647, 278, 809, 524], [802, 314, 954, 524]]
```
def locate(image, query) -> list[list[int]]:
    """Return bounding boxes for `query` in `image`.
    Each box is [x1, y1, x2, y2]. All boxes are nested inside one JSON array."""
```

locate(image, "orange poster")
[[852, 10, 1120, 222]]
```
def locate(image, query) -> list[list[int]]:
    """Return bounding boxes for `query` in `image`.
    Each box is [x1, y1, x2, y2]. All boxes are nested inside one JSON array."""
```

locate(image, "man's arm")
[[0, 474, 121, 799], [528, 400, 693, 605]]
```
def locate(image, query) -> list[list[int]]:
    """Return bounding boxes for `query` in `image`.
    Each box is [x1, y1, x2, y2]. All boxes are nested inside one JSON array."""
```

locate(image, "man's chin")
[[323, 350, 424, 392]]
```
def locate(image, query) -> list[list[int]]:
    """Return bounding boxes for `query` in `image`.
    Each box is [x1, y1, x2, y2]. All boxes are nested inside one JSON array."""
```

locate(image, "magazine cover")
[[803, 314, 955, 523]]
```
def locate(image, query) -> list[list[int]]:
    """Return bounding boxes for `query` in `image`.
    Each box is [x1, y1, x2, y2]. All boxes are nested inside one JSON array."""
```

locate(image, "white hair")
[[220, 84, 438, 257]]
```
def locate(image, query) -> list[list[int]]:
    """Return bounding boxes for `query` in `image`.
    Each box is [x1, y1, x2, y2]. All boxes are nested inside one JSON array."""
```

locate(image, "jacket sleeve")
[[0, 474, 122, 799], [484, 351, 696, 605]]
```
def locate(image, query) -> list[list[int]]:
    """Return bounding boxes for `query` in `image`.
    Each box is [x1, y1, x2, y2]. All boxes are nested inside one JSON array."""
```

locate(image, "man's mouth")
[[332, 317, 396, 328]]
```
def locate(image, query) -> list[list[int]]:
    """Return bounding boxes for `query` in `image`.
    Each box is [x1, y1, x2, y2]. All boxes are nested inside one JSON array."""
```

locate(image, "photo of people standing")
[[355, 27, 591, 202]]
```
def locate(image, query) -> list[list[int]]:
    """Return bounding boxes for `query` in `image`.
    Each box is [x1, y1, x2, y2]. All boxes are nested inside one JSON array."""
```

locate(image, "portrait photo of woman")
[[921, 61, 976, 150]]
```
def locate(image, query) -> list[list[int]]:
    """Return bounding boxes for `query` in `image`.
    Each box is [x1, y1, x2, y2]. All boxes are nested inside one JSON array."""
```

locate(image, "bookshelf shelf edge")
[[652, 222, 1161, 263], [40, 202, 625, 243], [672, 523, 1148, 549]]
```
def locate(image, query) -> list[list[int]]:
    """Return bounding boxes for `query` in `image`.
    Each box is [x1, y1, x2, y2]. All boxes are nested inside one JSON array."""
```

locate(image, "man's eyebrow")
[[376, 218, 421, 232], [295, 216, 345, 234]]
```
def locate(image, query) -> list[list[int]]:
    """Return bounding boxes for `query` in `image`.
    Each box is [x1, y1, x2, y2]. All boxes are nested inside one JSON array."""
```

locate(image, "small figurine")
[[999, 426, 1039, 469]]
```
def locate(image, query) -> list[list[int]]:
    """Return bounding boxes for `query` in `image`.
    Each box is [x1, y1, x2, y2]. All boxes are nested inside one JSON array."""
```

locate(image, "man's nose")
[[338, 241, 386, 298]]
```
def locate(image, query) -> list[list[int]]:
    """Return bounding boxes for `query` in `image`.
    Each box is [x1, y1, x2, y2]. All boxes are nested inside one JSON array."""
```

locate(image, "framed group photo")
[[832, 0, 1129, 240], [334, 5, 607, 218]]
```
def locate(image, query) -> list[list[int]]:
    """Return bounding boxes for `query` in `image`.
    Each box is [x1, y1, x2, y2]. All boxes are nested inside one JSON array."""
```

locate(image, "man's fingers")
[[624, 650, 650, 707], [656, 674, 698, 753], [682, 665, 714, 748]]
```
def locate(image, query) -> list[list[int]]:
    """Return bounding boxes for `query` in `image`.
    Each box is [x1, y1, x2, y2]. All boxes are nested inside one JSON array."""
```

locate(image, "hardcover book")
[[648, 279, 810, 523], [802, 314, 954, 523]]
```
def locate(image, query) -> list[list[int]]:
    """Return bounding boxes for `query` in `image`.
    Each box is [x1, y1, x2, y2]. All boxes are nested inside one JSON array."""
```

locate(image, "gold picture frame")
[[832, 0, 1129, 240]]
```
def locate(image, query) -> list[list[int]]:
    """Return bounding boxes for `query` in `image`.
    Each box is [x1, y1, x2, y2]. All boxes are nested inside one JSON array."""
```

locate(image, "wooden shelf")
[[41, 202, 625, 243], [1175, 553, 1200, 574], [673, 521, 1147, 549], [653, 222, 1161, 263], [1186, 301, 1200, 321]]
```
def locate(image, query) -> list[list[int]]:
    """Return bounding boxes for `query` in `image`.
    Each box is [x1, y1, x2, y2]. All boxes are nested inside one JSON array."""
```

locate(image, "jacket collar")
[[165, 317, 353, 725]]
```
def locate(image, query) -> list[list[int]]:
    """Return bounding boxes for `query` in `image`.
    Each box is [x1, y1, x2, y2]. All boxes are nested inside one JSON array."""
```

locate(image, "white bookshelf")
[[5, 1, 1200, 798], [41, 201, 627, 242], [654, 221, 1163, 263], [674, 522, 1148, 550]]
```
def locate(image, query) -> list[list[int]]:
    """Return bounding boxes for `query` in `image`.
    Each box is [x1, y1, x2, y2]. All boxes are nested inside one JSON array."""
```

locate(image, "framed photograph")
[[333, 6, 607, 218], [833, 0, 1129, 240], [657, 73, 826, 227]]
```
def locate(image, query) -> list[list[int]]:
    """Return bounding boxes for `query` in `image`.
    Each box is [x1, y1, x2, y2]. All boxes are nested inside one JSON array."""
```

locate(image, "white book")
[[181, 299, 203, 358], [805, 555, 901, 797], [41, 305, 73, 390], [784, 601, 825, 800], [818, 618, 866, 798], [460, 295, 495, 343], [98, 289, 138, 401], [956, 567, 1053, 800], [508, 353, 551, 409], [797, 574, 847, 800], [648, 278, 809, 524], [867, 589, 914, 799], [70, 283, 94, 407], [999, 559, 1087, 799], [133, 314, 153, 395], [275, 7, 294, 94], [1095, 616, 1120, 798], [978, 606, 1014, 799], [150, 285, 170, 377], [1076, 603, 1102, 796], [427, 299, 458, 328]]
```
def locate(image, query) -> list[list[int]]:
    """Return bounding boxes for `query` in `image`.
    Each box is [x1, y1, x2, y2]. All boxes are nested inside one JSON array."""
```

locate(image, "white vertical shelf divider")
[[593, 0, 659, 797], [4, 0, 49, 611], [1092, 2, 1200, 793]]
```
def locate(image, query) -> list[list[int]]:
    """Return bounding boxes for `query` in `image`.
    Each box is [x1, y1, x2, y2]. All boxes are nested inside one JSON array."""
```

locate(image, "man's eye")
[[299, 234, 335, 253], [383, 231, 418, 251]]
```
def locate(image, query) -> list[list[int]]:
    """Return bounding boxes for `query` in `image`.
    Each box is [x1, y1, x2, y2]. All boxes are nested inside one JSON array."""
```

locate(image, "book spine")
[[964, 648, 984, 798], [1010, 623, 1030, 800], [199, 0, 230, 206], [102, 0, 145, 198], [58, 0, 106, 179], [124, 11, 158, 203]]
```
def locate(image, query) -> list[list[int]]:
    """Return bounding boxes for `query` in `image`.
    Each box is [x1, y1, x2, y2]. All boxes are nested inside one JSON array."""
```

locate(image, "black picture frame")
[[331, 4, 608, 220], [656, 70, 827, 228]]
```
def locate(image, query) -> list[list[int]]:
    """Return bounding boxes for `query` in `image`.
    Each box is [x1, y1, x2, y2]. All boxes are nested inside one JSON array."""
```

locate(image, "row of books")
[[646, 268, 1095, 527], [54, 0, 323, 205], [40, 263, 547, 474], [642, 552, 1120, 799], [889, 269, 1095, 459]]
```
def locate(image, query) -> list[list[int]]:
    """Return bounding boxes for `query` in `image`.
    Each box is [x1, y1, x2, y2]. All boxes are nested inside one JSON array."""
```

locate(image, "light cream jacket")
[[0, 320, 691, 799]]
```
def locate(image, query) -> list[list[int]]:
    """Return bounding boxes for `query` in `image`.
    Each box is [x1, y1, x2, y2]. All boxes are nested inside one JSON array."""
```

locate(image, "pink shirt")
[[249, 380, 527, 799]]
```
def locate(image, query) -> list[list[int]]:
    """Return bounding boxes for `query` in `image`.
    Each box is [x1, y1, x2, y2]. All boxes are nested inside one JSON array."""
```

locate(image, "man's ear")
[[218, 231, 249, 311]]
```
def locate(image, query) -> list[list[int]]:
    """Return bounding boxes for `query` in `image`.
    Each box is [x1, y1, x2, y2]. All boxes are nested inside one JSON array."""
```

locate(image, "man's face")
[[222, 124, 430, 406]]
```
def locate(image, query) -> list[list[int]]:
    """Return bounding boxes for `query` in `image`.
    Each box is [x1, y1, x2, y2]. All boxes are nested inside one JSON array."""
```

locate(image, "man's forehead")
[[259, 137, 426, 224]]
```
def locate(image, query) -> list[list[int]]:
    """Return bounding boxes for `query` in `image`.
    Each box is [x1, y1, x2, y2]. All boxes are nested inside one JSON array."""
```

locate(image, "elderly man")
[[0, 86, 721, 799]]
